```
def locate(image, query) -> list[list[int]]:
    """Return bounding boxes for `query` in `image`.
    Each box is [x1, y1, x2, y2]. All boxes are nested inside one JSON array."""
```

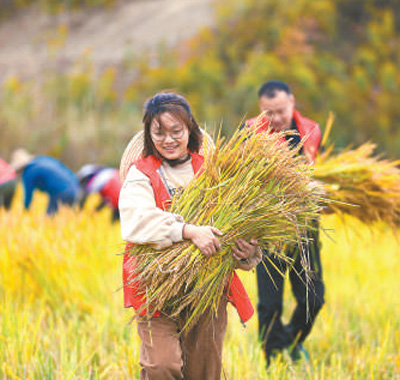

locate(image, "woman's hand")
[[232, 238, 258, 262], [183, 224, 223, 257]]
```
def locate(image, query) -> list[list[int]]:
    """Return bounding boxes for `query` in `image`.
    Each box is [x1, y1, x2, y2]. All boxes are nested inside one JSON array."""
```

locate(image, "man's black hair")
[[257, 81, 291, 99]]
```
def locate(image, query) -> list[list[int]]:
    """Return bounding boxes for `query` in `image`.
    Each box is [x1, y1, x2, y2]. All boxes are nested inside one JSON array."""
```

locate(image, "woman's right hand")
[[183, 224, 223, 257]]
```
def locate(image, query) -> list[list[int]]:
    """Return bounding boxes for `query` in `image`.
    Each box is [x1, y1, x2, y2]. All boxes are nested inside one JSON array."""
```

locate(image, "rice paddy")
[[1, 189, 399, 379]]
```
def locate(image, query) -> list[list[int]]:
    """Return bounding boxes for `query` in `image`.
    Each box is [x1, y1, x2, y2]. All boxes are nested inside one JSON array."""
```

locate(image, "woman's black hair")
[[142, 92, 202, 159]]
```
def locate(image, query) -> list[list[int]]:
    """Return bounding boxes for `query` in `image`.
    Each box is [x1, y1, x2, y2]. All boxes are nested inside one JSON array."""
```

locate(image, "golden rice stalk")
[[126, 125, 326, 331], [314, 143, 400, 228]]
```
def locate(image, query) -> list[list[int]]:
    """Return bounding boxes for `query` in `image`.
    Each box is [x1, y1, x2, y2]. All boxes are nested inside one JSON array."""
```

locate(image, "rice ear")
[[315, 142, 400, 229], [126, 123, 327, 331]]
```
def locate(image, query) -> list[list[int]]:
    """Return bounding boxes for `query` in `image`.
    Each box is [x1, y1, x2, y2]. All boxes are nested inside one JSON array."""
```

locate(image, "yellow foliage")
[[47, 24, 68, 55], [97, 67, 117, 104], [2, 76, 22, 94]]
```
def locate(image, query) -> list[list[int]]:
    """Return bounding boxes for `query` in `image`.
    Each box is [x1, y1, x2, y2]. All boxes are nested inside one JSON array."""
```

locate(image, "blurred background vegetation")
[[1, 0, 399, 169]]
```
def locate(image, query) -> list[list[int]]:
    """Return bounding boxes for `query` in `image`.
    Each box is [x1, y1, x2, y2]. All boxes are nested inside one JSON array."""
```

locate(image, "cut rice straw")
[[315, 142, 400, 228], [315, 113, 400, 229], [126, 120, 327, 331]]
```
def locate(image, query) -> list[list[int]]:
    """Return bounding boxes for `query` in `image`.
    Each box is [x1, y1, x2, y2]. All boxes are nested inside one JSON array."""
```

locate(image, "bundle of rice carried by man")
[[314, 142, 400, 229], [124, 125, 326, 331]]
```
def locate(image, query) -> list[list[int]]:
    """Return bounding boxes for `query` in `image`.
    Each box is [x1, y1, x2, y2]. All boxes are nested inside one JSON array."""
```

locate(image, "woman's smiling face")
[[150, 112, 190, 161]]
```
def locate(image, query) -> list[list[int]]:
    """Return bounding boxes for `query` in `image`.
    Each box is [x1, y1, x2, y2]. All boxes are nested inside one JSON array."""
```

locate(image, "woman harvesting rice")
[[119, 92, 262, 380]]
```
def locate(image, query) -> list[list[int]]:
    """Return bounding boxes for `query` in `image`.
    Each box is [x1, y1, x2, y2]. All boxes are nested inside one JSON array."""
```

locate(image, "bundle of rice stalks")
[[126, 126, 326, 331], [314, 142, 400, 228]]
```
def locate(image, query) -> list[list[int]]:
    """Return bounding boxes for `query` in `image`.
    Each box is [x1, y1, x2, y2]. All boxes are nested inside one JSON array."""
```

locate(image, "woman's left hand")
[[232, 238, 258, 261]]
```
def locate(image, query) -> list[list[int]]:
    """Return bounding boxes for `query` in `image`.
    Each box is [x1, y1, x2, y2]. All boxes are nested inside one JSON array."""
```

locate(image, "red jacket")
[[99, 169, 121, 210], [246, 109, 321, 163], [0, 158, 17, 185], [122, 153, 255, 323]]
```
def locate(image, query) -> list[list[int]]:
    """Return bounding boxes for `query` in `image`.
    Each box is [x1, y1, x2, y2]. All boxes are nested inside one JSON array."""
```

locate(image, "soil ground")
[[0, 0, 215, 83]]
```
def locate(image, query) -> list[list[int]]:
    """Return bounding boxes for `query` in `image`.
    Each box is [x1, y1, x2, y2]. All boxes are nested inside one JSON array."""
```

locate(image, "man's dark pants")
[[256, 225, 325, 359]]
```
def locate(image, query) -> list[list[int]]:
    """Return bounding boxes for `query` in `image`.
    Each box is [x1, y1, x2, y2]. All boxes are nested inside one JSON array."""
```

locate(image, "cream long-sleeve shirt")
[[119, 157, 262, 270], [119, 158, 194, 250]]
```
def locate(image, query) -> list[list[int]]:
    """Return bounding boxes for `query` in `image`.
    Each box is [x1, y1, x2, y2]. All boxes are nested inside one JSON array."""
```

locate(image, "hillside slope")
[[0, 0, 215, 83]]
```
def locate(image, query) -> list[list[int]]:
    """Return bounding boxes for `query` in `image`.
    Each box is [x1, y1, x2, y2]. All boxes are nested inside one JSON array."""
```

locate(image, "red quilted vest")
[[246, 109, 321, 162], [122, 152, 254, 323]]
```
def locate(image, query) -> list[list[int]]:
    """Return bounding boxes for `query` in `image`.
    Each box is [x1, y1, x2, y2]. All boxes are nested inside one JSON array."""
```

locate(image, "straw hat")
[[10, 148, 35, 172], [119, 129, 215, 182]]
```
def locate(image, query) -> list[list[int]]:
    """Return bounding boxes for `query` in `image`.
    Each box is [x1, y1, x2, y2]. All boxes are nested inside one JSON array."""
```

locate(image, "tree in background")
[[1, 0, 399, 166], [127, 0, 400, 157]]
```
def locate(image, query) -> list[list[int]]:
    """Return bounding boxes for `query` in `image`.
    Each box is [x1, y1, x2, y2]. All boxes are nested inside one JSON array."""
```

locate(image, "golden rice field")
[[1, 189, 400, 379]]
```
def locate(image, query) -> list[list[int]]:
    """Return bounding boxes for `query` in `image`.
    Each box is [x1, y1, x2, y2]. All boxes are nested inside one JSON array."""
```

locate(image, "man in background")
[[246, 81, 325, 366], [10, 148, 80, 216]]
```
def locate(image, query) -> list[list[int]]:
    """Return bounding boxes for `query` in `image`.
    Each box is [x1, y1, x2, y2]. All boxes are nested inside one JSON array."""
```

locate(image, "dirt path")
[[0, 0, 215, 83]]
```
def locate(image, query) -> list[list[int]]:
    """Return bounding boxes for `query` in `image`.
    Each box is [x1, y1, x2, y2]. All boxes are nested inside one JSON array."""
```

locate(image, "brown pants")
[[137, 297, 228, 380]]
